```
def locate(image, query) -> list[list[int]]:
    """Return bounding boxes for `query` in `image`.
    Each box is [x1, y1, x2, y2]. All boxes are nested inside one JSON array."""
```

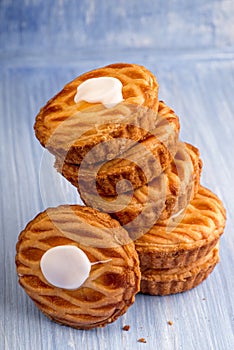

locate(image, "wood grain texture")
[[1, 1, 234, 349]]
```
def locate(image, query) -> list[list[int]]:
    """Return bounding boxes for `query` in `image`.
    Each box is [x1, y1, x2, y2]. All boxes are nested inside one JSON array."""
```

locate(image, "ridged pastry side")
[[15, 205, 140, 330], [112, 142, 202, 223], [140, 244, 219, 295], [34, 63, 159, 164], [55, 101, 180, 196], [135, 186, 226, 269], [78, 142, 202, 227]]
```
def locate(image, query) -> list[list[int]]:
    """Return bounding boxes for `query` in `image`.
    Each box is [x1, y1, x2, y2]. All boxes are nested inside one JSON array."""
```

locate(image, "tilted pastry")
[[15, 205, 140, 330], [140, 244, 219, 295], [55, 101, 180, 196], [135, 186, 226, 269], [79, 142, 202, 229], [34, 63, 159, 165]]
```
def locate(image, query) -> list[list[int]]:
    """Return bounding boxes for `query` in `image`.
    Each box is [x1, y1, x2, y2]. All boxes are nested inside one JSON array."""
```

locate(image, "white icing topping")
[[40, 245, 91, 290], [74, 77, 123, 108]]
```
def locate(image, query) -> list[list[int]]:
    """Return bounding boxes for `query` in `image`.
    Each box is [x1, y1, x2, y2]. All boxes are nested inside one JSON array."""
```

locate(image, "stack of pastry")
[[16, 63, 226, 330], [35, 62, 225, 295]]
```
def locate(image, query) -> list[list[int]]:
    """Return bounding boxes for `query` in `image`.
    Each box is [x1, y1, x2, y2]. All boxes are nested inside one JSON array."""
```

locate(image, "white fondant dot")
[[40, 245, 91, 290], [74, 77, 123, 108]]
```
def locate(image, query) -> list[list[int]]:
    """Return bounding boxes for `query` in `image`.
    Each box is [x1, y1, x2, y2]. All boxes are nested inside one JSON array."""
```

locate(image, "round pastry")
[[15, 205, 140, 330], [135, 186, 226, 269], [55, 101, 180, 196], [78, 142, 202, 229], [140, 244, 219, 295], [34, 63, 159, 165]]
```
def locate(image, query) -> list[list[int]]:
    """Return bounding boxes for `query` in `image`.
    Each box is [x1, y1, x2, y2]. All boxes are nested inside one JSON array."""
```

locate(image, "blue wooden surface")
[[1, 1, 234, 349]]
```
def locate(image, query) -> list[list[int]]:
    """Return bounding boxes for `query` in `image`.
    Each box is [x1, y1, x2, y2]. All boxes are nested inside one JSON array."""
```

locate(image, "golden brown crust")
[[55, 101, 180, 196], [140, 245, 219, 295], [78, 142, 202, 226], [15, 205, 140, 330], [34, 63, 159, 164], [135, 186, 226, 269]]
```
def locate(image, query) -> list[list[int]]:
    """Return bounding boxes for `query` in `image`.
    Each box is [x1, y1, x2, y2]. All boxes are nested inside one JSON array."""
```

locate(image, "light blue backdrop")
[[1, 0, 234, 51]]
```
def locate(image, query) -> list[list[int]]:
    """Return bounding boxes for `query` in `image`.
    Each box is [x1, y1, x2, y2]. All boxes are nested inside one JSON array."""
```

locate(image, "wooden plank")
[[1, 55, 233, 350], [1, 0, 234, 346]]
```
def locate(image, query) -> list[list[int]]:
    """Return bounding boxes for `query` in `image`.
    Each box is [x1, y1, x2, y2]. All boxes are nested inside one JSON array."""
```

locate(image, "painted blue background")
[[1, 1, 234, 349], [1, 0, 234, 51]]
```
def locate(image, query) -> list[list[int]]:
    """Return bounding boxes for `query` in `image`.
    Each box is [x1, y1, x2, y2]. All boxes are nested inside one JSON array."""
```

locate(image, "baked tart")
[[78, 142, 202, 230], [16, 205, 140, 329], [34, 63, 159, 165], [135, 186, 226, 269], [55, 101, 180, 196], [140, 244, 219, 295]]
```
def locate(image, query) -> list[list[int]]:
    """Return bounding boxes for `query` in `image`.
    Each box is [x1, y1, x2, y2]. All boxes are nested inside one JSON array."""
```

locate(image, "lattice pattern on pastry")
[[34, 63, 159, 164], [55, 100, 180, 196], [78, 142, 202, 226], [136, 186, 225, 246], [16, 205, 140, 329], [135, 186, 226, 269]]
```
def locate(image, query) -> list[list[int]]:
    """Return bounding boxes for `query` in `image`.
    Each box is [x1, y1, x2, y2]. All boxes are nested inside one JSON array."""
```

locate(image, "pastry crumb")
[[138, 338, 147, 343], [122, 325, 130, 331], [167, 320, 173, 326]]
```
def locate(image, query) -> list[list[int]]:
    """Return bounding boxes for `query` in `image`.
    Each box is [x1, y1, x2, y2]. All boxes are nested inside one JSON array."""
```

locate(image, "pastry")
[[79, 142, 202, 230], [140, 244, 219, 295], [34, 63, 159, 165], [55, 101, 180, 196], [15, 205, 140, 330], [135, 186, 226, 269]]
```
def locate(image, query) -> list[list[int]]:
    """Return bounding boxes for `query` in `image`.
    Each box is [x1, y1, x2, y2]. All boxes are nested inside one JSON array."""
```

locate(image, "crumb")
[[122, 325, 130, 331], [202, 298, 206, 300], [167, 320, 173, 326], [138, 338, 147, 343]]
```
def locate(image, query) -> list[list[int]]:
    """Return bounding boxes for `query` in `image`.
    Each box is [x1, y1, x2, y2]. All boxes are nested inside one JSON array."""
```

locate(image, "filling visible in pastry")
[[74, 77, 123, 108]]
